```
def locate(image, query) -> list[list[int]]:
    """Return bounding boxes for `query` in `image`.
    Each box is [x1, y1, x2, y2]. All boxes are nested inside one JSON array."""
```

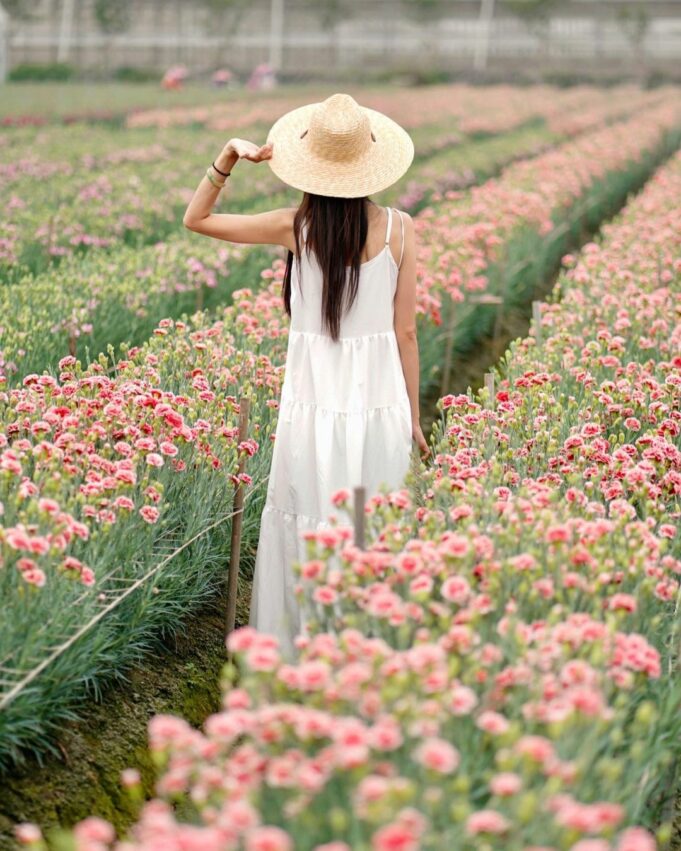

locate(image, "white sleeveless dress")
[[248, 206, 413, 659]]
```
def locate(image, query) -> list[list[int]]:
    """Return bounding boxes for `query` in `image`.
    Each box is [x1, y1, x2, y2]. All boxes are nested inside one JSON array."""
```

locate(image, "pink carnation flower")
[[14, 823, 43, 844], [476, 710, 510, 735], [140, 505, 160, 523], [413, 737, 460, 773], [616, 827, 656, 851], [489, 772, 522, 796], [465, 809, 510, 835], [245, 826, 293, 851], [371, 821, 419, 851], [440, 575, 471, 604], [73, 816, 116, 843]]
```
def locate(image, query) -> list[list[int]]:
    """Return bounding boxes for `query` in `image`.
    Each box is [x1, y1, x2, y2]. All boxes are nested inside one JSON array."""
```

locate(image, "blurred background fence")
[[1, 0, 680, 85]]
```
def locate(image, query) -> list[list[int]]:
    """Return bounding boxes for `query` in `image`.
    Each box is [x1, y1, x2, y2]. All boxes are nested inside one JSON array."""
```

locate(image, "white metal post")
[[57, 0, 75, 63], [473, 0, 495, 72], [0, 2, 7, 84], [269, 0, 284, 72]]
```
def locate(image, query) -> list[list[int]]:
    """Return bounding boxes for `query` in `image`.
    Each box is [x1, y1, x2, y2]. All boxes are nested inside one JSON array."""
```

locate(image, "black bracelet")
[[212, 160, 231, 178]]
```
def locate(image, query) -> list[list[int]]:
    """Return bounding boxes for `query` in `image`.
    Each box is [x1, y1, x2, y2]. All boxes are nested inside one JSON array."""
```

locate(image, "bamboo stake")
[[353, 485, 366, 551], [439, 295, 458, 398], [226, 396, 251, 636], [484, 372, 495, 409], [532, 300, 543, 345], [492, 279, 508, 348]]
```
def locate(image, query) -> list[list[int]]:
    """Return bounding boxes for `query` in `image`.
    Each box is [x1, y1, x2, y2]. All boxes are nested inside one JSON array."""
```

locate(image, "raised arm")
[[182, 138, 295, 250]]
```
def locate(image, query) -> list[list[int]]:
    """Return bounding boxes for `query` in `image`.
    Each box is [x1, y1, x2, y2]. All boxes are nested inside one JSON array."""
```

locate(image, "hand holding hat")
[[223, 137, 274, 163]]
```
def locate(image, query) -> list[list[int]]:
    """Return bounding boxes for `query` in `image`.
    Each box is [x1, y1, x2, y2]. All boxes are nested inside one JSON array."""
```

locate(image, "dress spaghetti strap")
[[396, 210, 405, 269], [385, 206, 405, 270], [384, 205, 393, 245]]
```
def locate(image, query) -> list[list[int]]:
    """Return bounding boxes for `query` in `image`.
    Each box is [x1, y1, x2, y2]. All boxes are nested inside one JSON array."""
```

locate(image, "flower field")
[[1, 85, 671, 399], [56, 143, 681, 851], [6, 83, 628, 279], [1, 84, 666, 282], [1, 81, 681, 847], [2, 89, 676, 392]]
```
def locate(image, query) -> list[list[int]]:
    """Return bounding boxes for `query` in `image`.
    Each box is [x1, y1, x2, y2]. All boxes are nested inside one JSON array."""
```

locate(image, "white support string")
[[0, 472, 270, 711], [0, 563, 129, 673]]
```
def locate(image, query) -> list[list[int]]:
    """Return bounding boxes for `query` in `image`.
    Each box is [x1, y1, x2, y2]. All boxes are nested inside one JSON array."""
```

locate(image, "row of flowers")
[[3, 93, 665, 395], [411, 98, 681, 324], [405, 85, 667, 203], [41, 150, 681, 850], [0, 86, 524, 276], [0, 231, 274, 385], [0, 302, 290, 768], [1, 122, 287, 279], [123, 83, 654, 134], [1, 86, 662, 282]]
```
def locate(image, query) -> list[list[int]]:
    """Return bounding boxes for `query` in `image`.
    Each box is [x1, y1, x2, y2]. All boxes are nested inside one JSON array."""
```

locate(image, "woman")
[[183, 92, 429, 658]]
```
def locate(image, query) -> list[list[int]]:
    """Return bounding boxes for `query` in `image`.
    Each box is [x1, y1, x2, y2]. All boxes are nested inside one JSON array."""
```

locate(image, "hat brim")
[[265, 101, 415, 198]]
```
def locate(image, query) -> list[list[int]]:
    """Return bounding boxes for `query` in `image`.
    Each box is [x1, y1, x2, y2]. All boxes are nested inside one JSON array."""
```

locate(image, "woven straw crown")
[[265, 93, 415, 198]]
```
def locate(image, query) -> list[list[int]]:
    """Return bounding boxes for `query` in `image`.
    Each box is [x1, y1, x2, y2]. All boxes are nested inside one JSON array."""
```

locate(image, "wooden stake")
[[492, 280, 508, 348], [532, 300, 542, 345], [439, 295, 458, 398], [353, 485, 366, 550], [484, 372, 495, 409], [226, 396, 251, 636]]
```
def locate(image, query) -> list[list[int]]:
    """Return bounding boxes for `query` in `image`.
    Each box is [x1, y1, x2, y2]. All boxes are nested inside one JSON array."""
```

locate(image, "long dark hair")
[[282, 192, 377, 342]]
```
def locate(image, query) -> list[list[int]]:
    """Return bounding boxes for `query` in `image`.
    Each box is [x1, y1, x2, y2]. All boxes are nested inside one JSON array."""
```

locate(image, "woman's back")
[[284, 205, 409, 412], [290, 205, 405, 338]]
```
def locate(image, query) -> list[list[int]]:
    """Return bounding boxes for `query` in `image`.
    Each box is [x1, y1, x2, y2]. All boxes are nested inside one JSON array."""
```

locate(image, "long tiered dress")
[[249, 205, 413, 659]]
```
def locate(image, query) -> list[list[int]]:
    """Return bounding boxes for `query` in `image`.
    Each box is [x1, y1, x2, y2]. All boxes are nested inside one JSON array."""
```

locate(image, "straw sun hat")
[[265, 92, 415, 198]]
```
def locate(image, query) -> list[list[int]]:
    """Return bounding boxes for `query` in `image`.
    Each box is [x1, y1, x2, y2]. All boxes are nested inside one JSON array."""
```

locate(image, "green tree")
[[402, 0, 443, 23], [306, 0, 358, 76], [616, 3, 650, 79], [502, 0, 560, 65], [502, 0, 559, 21], [94, 0, 131, 34], [199, 0, 252, 33], [1, 0, 38, 21]]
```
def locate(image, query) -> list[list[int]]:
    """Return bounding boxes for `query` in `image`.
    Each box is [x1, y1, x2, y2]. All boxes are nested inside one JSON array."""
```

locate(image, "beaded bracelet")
[[205, 166, 225, 189]]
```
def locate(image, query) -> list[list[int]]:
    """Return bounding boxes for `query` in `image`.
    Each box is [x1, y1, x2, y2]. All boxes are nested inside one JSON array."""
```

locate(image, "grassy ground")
[[0, 81, 390, 122]]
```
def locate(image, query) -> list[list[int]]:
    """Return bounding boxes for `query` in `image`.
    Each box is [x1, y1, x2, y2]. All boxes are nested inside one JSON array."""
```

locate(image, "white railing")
[[3, 3, 681, 80]]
